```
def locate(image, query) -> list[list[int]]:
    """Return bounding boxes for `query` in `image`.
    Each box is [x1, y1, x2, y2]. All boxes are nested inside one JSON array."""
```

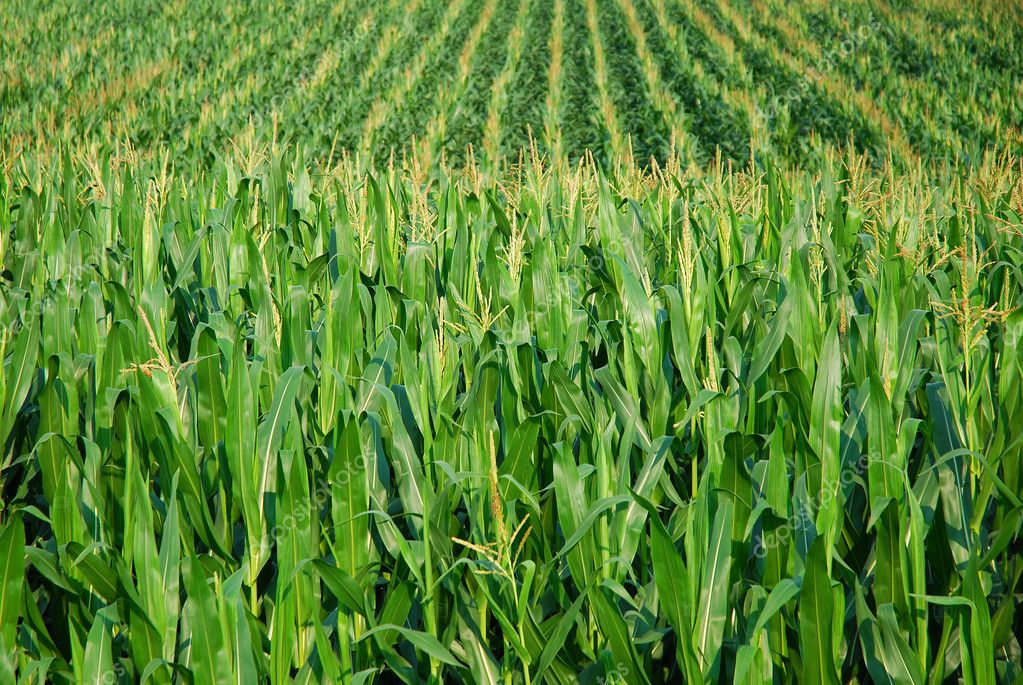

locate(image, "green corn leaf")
[[799, 537, 839, 685]]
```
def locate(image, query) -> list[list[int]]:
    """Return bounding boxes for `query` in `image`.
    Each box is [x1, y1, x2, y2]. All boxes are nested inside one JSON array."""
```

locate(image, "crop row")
[[2, 0, 1019, 170]]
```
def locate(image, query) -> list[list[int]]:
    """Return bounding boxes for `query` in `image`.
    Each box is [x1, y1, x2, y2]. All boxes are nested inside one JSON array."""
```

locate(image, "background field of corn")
[[2, 0, 1023, 683], [3, 0, 1022, 168]]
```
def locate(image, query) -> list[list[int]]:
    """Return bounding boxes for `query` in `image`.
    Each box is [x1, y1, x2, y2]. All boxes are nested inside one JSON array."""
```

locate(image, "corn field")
[[2, 1, 1023, 684], [3, 0, 1022, 167]]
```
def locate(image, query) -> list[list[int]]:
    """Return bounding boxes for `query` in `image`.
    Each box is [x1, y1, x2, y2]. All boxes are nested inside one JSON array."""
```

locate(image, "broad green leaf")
[[799, 537, 839, 685]]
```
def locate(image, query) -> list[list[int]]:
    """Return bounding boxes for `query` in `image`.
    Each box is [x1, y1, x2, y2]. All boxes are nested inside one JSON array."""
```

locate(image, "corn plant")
[[2, 1, 1022, 682], [1, 143, 1021, 684]]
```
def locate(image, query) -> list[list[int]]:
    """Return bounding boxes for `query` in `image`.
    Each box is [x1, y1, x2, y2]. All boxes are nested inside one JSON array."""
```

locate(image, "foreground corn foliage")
[[1, 146, 1022, 683]]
